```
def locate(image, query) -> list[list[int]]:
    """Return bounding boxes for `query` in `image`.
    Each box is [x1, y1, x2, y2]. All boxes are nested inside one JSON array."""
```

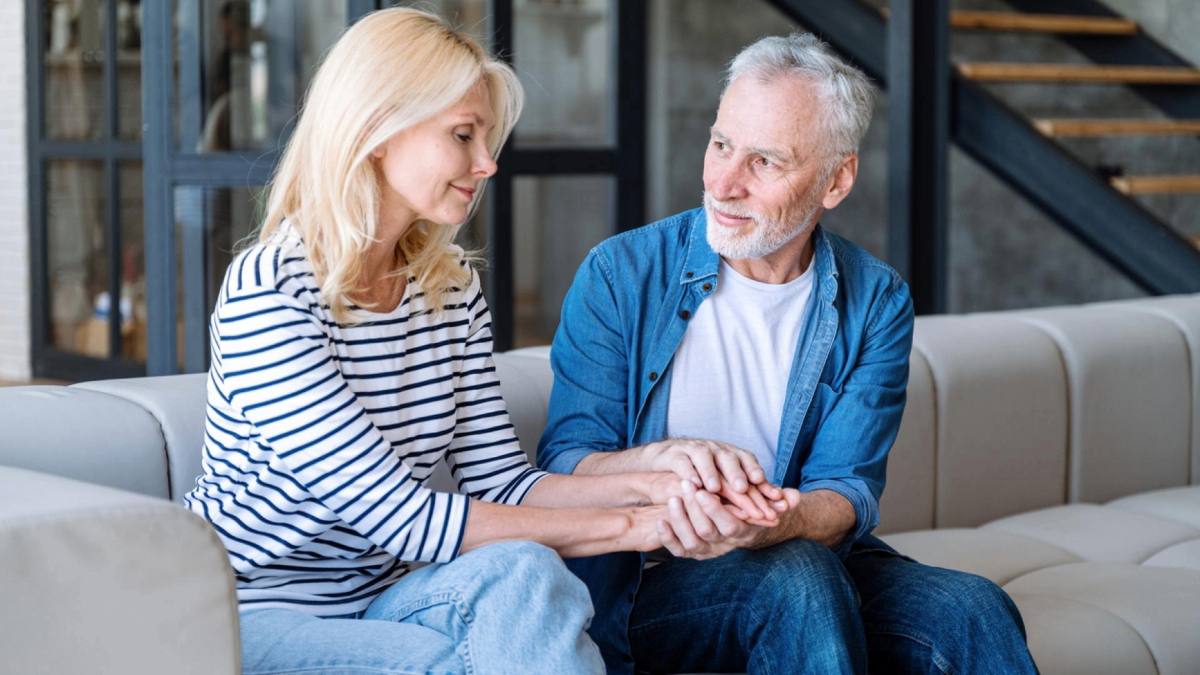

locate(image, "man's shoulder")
[[821, 228, 904, 293]]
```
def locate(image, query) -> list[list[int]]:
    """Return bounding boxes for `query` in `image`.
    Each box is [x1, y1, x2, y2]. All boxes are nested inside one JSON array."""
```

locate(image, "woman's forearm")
[[459, 500, 662, 558], [519, 472, 654, 509]]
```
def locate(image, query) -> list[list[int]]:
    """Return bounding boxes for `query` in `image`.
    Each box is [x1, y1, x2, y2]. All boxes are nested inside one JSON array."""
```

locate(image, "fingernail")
[[681, 480, 694, 493], [695, 491, 709, 503], [706, 477, 720, 491], [775, 500, 787, 509], [691, 477, 703, 487], [752, 472, 764, 482], [669, 497, 681, 509], [735, 480, 748, 491]]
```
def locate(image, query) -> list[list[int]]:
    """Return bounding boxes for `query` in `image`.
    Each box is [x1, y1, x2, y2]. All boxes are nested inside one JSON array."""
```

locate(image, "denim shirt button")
[[702, 282, 712, 292], [679, 310, 691, 320], [648, 371, 658, 382], [685, 271, 694, 278]]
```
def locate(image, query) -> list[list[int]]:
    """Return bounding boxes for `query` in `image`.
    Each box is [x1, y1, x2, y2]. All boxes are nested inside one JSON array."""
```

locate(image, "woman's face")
[[372, 80, 498, 228]]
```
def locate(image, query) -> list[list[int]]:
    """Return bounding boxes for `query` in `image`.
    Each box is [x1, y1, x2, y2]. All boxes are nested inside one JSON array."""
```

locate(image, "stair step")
[[957, 63, 1200, 84], [1034, 119, 1200, 137], [878, 9, 1138, 34], [1110, 175, 1200, 195], [949, 11, 1138, 34]]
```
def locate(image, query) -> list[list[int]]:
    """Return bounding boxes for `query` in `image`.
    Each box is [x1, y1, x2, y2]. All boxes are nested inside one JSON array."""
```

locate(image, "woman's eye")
[[456, 133, 473, 142]]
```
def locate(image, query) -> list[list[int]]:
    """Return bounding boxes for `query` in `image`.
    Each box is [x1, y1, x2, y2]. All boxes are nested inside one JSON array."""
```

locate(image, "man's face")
[[702, 75, 832, 260]]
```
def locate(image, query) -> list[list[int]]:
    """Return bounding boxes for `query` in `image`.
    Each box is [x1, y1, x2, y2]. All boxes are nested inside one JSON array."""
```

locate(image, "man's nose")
[[708, 163, 748, 201]]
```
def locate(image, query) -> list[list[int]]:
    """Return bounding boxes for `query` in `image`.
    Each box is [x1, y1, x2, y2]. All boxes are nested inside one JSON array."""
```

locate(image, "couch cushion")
[[0, 386, 169, 498], [881, 529, 1079, 586], [75, 374, 209, 502], [1090, 294, 1200, 485], [1004, 563, 1200, 675], [913, 316, 1068, 527], [876, 349, 935, 535], [1016, 307, 1191, 503], [1106, 485, 1200, 530], [983, 503, 1200, 564], [1006, 593, 1159, 675]]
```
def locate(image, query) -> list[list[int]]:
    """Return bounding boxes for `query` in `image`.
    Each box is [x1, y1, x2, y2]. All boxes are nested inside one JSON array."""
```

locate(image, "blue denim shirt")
[[537, 208, 914, 672]]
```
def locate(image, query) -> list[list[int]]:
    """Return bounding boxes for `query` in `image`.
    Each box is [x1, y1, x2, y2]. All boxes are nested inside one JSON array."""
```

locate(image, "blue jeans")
[[239, 541, 604, 675], [628, 538, 1037, 675]]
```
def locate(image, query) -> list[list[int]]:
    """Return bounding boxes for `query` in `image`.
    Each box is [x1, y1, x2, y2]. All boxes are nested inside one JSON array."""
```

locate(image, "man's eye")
[[712, 140, 725, 150], [757, 157, 773, 167]]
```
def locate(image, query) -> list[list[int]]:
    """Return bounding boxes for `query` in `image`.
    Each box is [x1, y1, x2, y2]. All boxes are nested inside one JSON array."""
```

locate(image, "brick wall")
[[0, 1, 29, 381]]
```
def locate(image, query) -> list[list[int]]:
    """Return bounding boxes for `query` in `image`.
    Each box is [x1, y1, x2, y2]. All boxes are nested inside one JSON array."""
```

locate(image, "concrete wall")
[[0, 0, 29, 381], [646, 0, 1199, 313]]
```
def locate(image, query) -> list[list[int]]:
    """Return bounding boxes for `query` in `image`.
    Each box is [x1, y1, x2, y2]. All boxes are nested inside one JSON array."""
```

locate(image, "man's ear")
[[821, 154, 858, 210]]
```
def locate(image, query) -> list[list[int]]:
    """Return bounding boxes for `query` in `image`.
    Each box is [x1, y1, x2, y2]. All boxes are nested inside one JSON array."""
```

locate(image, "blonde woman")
[[184, 8, 789, 674]]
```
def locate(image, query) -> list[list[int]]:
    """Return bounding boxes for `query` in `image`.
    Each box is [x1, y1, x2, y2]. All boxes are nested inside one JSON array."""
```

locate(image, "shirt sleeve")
[[537, 248, 632, 475], [800, 277, 915, 550], [443, 269, 549, 504], [209, 253, 470, 564]]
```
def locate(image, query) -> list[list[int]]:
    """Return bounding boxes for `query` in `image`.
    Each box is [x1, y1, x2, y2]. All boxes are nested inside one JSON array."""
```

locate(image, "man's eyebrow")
[[747, 145, 793, 164]]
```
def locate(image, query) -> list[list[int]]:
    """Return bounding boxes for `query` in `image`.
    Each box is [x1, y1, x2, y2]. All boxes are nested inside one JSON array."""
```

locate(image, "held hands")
[[658, 480, 802, 560], [638, 438, 804, 559]]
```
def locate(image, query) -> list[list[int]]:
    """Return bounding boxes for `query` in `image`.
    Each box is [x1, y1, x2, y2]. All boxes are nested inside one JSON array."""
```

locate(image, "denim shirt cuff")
[[799, 478, 880, 557], [541, 447, 596, 476]]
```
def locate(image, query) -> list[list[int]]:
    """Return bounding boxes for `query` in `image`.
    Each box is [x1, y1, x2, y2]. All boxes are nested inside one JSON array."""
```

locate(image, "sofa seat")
[[883, 485, 1200, 675]]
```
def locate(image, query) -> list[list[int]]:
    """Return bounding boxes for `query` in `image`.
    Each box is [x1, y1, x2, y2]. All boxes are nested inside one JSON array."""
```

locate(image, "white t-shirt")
[[666, 259, 815, 481]]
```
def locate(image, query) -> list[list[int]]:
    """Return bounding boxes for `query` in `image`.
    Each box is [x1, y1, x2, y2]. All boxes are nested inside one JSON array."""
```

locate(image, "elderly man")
[[538, 34, 1038, 675]]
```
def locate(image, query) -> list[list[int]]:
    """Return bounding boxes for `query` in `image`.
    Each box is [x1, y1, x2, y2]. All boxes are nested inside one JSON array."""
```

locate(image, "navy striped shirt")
[[184, 228, 547, 615]]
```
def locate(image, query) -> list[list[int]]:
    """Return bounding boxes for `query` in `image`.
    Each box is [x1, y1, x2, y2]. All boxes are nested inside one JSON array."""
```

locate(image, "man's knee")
[[750, 539, 859, 617]]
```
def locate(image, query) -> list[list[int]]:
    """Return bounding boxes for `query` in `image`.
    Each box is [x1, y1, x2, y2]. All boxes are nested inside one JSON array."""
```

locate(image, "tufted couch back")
[[2, 294, 1197, 535]]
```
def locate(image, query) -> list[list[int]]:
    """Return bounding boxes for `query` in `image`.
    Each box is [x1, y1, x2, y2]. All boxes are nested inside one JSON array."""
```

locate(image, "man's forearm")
[[749, 489, 856, 550]]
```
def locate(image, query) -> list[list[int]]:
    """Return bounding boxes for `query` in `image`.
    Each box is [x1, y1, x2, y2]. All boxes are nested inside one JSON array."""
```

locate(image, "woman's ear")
[[370, 142, 387, 160]]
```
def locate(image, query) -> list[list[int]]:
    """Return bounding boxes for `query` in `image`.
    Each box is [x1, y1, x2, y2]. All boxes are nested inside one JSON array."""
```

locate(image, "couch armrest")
[[0, 466, 240, 675]]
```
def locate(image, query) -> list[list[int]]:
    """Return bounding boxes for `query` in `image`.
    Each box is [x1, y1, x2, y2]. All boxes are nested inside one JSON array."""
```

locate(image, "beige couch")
[[1, 294, 1198, 674]]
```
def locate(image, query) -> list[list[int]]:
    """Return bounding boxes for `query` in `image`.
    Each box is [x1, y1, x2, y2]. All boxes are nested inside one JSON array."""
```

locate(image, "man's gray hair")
[[724, 33, 875, 163]]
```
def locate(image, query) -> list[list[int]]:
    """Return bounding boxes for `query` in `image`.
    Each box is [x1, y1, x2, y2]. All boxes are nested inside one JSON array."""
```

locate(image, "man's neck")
[[724, 228, 816, 285]]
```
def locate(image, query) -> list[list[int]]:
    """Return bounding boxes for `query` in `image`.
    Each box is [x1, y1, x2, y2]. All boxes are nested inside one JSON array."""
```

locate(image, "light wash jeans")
[[239, 541, 604, 675]]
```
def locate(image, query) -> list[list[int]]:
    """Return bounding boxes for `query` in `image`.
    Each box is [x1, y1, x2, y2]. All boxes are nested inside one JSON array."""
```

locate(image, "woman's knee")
[[463, 541, 592, 609]]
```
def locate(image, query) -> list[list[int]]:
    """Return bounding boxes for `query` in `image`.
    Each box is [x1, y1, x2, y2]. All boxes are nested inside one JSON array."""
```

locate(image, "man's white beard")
[[703, 190, 822, 260]]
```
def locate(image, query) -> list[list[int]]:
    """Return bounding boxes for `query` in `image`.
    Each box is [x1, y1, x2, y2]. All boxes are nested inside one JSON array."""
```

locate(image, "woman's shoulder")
[[222, 227, 316, 299]]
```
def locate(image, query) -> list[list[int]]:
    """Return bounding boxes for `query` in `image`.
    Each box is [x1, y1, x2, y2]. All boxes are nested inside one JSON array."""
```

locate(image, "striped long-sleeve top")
[[184, 228, 547, 616]]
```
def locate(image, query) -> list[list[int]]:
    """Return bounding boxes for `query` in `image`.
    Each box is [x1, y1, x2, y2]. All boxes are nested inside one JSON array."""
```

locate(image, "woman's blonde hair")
[[258, 7, 522, 323]]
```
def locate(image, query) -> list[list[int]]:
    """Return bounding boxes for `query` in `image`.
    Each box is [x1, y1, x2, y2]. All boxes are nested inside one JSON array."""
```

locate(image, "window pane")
[[174, 185, 267, 370], [44, 0, 105, 141], [512, 175, 613, 347], [47, 161, 108, 357], [117, 0, 143, 140], [185, 0, 346, 153], [513, 0, 614, 148], [119, 162, 146, 362]]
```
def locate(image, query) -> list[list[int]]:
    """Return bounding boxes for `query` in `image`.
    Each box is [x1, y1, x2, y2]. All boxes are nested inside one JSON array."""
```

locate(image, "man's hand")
[[642, 438, 788, 517], [657, 480, 802, 560], [642, 471, 789, 523]]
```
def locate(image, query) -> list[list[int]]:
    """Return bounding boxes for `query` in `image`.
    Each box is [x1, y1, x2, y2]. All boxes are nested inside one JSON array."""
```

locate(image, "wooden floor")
[[0, 378, 69, 388]]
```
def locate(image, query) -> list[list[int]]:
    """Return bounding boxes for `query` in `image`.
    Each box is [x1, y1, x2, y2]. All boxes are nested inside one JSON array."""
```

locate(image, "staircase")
[[763, 0, 1200, 301]]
